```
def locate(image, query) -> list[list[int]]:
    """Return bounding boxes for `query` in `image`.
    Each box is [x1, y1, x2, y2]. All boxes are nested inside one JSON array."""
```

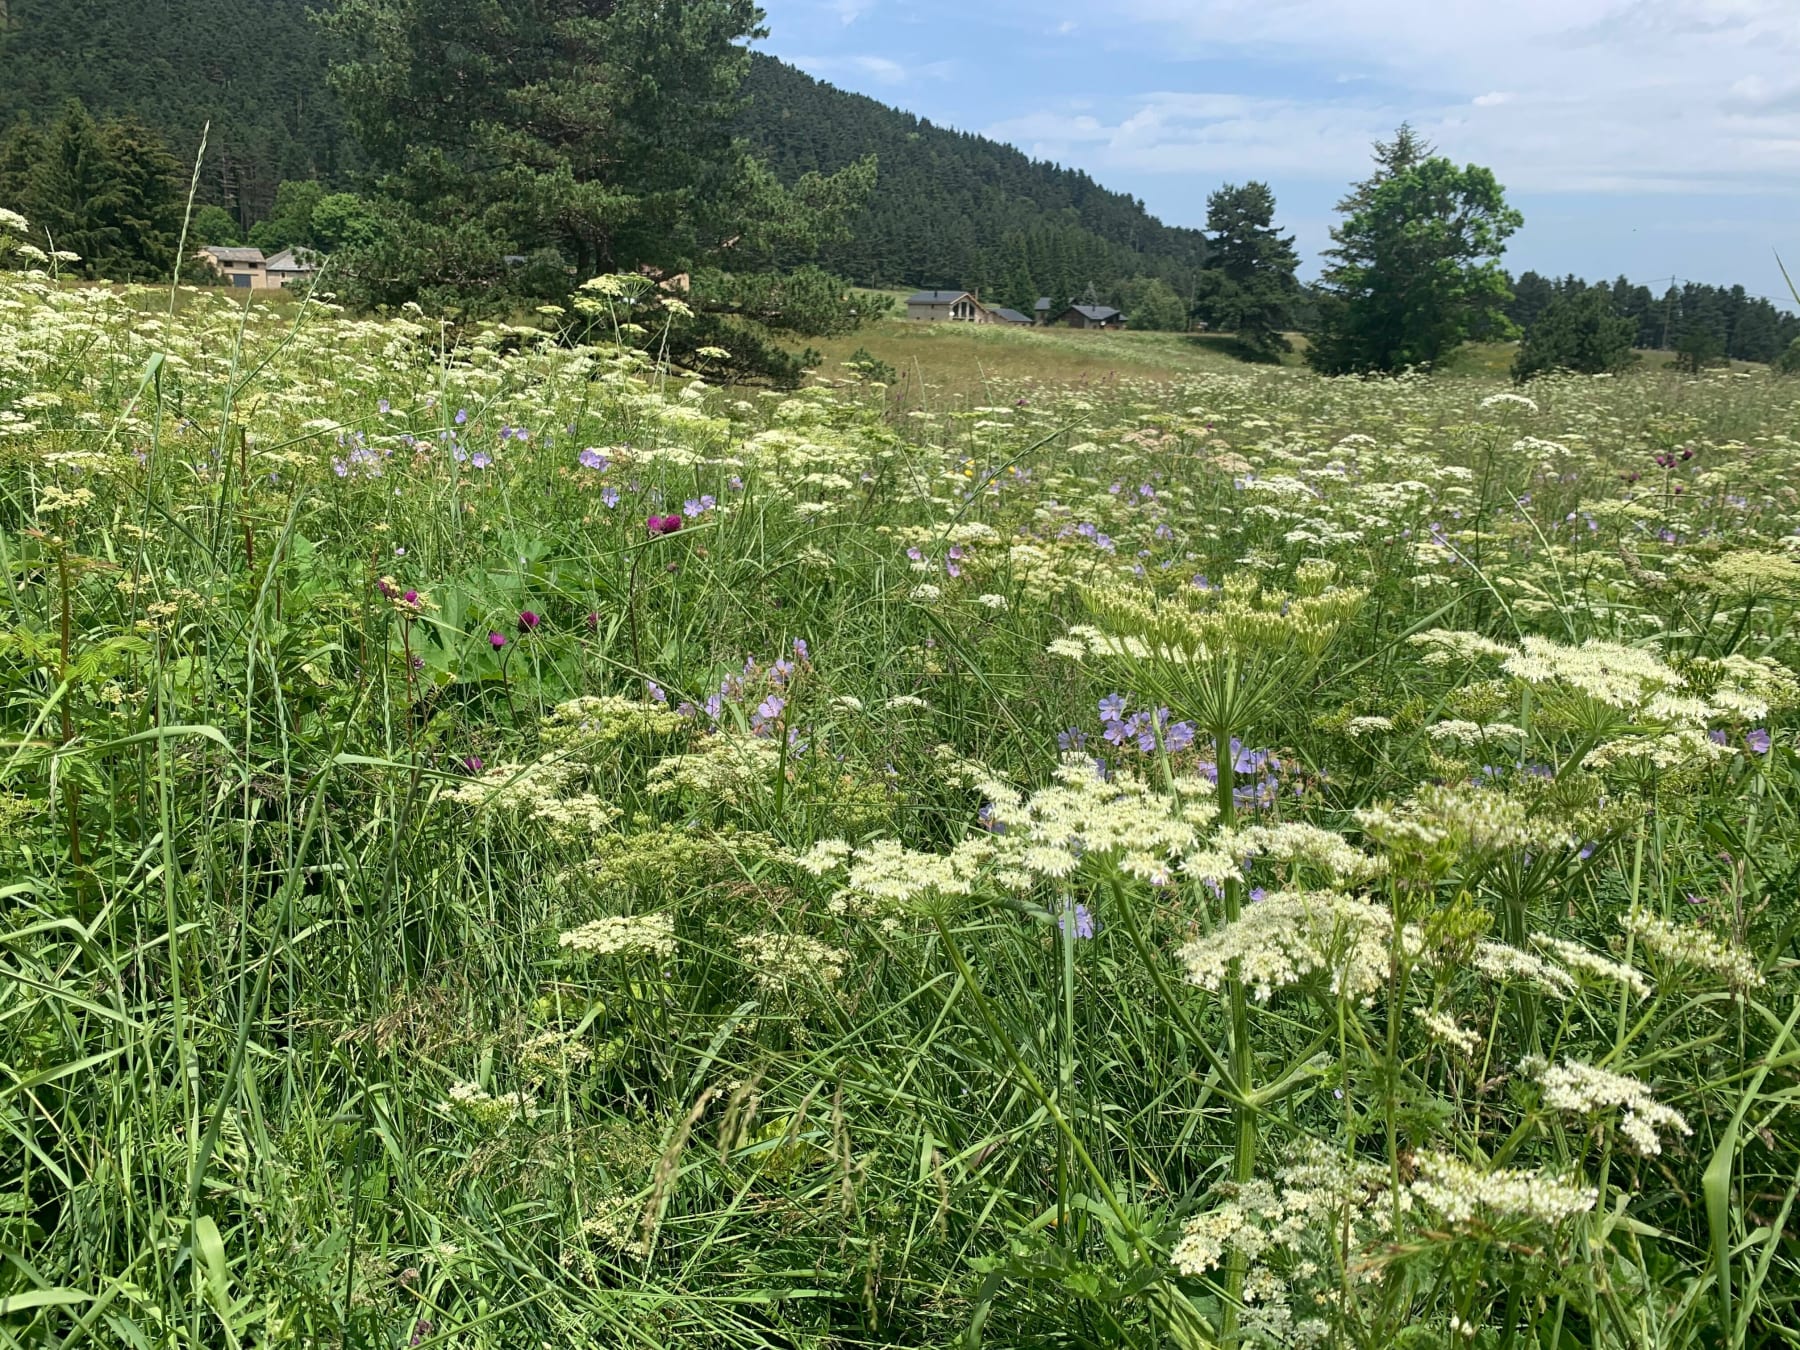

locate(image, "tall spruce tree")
[[1192, 181, 1298, 357], [322, 0, 875, 379], [27, 101, 125, 277], [1307, 131, 1521, 375]]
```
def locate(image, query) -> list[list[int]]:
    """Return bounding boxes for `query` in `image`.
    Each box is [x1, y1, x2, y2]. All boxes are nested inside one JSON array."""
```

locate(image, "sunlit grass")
[[2, 266, 1798, 1349]]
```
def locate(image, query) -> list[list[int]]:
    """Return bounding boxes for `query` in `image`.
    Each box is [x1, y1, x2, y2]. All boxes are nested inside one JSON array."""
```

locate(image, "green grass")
[[3, 271, 1800, 1349]]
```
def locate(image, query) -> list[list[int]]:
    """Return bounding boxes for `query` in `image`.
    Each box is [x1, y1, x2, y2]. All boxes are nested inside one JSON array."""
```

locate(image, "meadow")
[[3, 263, 1799, 1350]]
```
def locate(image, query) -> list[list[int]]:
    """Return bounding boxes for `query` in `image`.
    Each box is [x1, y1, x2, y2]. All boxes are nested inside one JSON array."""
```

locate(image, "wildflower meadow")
[[4, 252, 1800, 1348]]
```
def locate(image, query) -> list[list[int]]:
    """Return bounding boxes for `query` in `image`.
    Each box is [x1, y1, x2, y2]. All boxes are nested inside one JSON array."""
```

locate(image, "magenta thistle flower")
[[488, 631, 506, 650], [518, 610, 541, 632], [403, 589, 419, 606], [586, 610, 600, 629], [461, 755, 483, 773], [662, 513, 683, 533]]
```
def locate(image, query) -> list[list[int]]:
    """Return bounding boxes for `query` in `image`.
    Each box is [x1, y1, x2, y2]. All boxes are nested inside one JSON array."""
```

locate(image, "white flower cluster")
[[1421, 1010, 1481, 1056], [792, 838, 854, 876], [1503, 636, 1684, 711], [737, 931, 849, 993], [1355, 785, 1542, 856], [1624, 912, 1762, 988], [1172, 1141, 1393, 1278], [1409, 628, 1515, 668], [1186, 822, 1383, 889], [1528, 1058, 1692, 1155], [1532, 934, 1652, 999], [1473, 941, 1577, 999], [1179, 890, 1400, 1003], [1582, 729, 1734, 773], [559, 913, 677, 959], [647, 732, 782, 805], [986, 756, 1219, 886], [1427, 719, 1525, 747], [1410, 1150, 1597, 1227]]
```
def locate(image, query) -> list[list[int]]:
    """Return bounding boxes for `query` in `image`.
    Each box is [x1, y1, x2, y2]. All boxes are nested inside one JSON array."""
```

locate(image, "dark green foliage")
[[191, 204, 242, 246], [1116, 276, 1188, 332], [5, 100, 184, 280], [325, 0, 769, 278], [314, 0, 874, 381], [1508, 271, 1800, 362], [1309, 127, 1521, 375], [1512, 286, 1639, 381], [247, 179, 326, 252], [1675, 326, 1725, 374], [1191, 181, 1299, 357], [1775, 336, 1800, 375], [734, 55, 1209, 300], [0, 0, 350, 223]]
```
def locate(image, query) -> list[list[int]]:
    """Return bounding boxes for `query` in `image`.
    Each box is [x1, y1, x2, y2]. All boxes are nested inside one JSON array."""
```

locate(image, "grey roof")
[[263, 248, 318, 272], [1034, 297, 1052, 310], [1066, 304, 1122, 321], [907, 290, 974, 304], [991, 307, 1032, 324], [203, 246, 265, 264]]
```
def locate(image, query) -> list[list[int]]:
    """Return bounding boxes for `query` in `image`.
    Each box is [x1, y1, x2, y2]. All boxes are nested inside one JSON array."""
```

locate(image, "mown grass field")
[[3, 268, 1800, 1349]]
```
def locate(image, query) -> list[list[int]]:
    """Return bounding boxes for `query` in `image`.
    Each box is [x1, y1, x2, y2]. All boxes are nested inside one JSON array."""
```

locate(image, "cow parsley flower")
[[1624, 912, 1762, 988], [559, 913, 677, 959], [1527, 1057, 1691, 1155], [1410, 1151, 1596, 1227], [1178, 890, 1398, 1003]]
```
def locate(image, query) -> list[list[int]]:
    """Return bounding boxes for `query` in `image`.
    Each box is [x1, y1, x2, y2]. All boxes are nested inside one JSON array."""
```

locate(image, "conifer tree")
[[1512, 286, 1637, 381], [1192, 181, 1299, 357]]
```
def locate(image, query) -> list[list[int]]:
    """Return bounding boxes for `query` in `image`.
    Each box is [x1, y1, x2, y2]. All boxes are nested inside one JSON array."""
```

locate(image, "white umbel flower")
[[1528, 1058, 1692, 1155], [1411, 1151, 1597, 1226]]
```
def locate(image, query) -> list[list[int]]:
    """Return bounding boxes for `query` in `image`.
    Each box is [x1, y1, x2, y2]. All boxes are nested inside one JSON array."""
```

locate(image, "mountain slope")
[[736, 54, 1207, 297], [0, 0, 351, 220], [0, 2, 1205, 299]]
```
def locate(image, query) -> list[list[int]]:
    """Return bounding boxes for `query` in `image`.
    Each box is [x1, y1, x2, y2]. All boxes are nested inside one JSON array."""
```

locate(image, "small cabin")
[[1054, 304, 1126, 331], [989, 306, 1033, 326], [906, 290, 994, 323]]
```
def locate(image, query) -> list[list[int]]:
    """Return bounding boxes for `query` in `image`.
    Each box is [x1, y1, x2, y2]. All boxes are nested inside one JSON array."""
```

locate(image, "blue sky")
[[756, 0, 1800, 302]]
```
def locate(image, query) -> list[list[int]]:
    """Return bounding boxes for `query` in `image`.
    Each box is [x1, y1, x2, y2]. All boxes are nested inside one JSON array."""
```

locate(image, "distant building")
[[906, 289, 996, 323], [199, 246, 271, 290], [264, 248, 320, 289], [1034, 297, 1053, 324], [197, 245, 320, 291], [1052, 304, 1126, 330], [989, 306, 1033, 326]]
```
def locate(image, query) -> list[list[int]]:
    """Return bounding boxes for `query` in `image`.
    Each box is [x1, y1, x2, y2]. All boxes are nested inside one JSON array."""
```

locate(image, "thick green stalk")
[[1214, 728, 1256, 1345]]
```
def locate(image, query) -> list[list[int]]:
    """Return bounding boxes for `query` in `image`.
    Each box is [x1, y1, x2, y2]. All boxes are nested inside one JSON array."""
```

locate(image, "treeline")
[[1507, 271, 1800, 363], [0, 0, 349, 224], [737, 54, 1210, 304]]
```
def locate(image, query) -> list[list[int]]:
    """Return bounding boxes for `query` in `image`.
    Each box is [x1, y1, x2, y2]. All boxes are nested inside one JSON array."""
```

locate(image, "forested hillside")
[[735, 54, 1211, 302], [0, 0, 350, 221], [0, 1, 1205, 302]]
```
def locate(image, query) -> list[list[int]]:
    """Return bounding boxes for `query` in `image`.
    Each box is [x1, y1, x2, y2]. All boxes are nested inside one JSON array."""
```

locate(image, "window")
[[232, 274, 252, 288]]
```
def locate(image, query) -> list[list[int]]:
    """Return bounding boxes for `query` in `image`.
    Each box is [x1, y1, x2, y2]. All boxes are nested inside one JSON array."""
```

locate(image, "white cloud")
[[829, 0, 876, 23], [1072, 0, 1800, 194], [789, 52, 954, 87]]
